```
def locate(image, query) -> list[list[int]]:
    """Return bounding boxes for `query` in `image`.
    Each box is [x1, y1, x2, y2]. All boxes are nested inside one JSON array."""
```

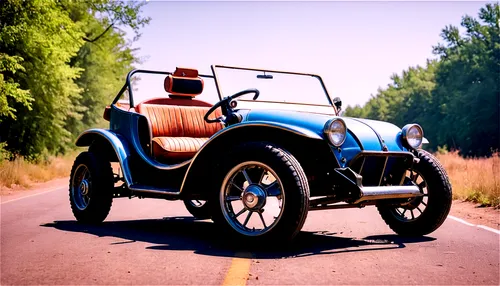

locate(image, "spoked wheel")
[[71, 164, 92, 211], [211, 142, 309, 242], [377, 150, 452, 236], [220, 161, 285, 237], [69, 151, 114, 224], [392, 170, 429, 222], [183, 199, 212, 219]]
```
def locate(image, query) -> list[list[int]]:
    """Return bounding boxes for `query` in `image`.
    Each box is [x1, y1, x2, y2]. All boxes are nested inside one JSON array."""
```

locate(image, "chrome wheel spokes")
[[394, 170, 429, 222], [220, 161, 285, 236], [71, 164, 92, 210]]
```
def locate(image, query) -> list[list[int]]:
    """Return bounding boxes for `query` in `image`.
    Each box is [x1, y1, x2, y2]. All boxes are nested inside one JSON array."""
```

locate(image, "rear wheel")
[[210, 142, 310, 242], [377, 150, 452, 236], [69, 151, 114, 223], [183, 199, 212, 219]]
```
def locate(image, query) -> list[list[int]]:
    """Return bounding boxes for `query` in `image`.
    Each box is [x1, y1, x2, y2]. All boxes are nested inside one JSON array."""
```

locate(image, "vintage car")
[[69, 65, 452, 241]]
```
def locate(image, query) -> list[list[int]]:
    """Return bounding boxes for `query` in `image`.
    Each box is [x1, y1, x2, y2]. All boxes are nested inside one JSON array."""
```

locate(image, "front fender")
[[75, 129, 133, 186], [225, 121, 323, 140]]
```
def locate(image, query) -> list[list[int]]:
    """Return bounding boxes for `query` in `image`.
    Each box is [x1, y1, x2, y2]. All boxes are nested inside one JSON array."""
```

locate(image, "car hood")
[[245, 109, 406, 162]]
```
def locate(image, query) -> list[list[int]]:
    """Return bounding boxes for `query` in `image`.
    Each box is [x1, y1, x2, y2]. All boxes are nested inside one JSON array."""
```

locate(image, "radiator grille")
[[348, 152, 414, 186]]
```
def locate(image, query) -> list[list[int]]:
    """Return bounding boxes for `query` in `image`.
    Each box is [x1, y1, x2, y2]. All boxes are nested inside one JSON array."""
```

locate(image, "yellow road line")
[[222, 252, 252, 286]]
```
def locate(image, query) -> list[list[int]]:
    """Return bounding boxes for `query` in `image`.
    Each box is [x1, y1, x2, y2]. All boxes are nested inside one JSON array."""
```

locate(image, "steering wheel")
[[204, 88, 260, 124]]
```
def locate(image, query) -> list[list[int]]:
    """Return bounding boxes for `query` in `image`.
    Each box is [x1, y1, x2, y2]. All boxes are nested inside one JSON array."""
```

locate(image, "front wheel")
[[210, 142, 310, 242], [377, 150, 452, 236], [69, 151, 114, 223]]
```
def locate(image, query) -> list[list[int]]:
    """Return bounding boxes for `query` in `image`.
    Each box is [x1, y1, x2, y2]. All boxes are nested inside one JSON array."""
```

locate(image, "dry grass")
[[436, 151, 500, 207], [0, 153, 75, 191], [1, 148, 499, 207]]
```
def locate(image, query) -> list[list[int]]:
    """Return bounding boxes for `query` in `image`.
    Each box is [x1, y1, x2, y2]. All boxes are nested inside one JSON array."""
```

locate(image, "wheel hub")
[[242, 185, 266, 210], [79, 180, 89, 196]]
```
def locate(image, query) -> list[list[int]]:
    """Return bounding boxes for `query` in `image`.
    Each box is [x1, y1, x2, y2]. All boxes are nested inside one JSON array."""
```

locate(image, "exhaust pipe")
[[352, 185, 422, 204]]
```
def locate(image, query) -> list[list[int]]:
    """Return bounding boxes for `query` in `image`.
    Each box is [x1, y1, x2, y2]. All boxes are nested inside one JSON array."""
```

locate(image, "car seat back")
[[136, 104, 222, 138], [135, 67, 223, 139]]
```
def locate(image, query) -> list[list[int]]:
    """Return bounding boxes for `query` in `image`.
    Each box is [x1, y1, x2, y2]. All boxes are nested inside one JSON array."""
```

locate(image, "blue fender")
[[75, 128, 133, 187]]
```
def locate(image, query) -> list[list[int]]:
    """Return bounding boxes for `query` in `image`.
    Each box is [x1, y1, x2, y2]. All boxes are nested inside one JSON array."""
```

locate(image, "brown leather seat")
[[135, 67, 223, 162], [136, 104, 222, 161], [152, 137, 208, 160]]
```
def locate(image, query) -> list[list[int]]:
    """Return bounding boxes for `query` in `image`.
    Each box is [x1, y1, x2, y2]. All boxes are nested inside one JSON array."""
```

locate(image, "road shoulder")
[[450, 200, 499, 230], [0, 177, 69, 203]]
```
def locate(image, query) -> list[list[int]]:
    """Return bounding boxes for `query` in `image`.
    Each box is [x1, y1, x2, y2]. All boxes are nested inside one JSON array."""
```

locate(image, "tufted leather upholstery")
[[136, 97, 213, 108], [136, 103, 223, 162]]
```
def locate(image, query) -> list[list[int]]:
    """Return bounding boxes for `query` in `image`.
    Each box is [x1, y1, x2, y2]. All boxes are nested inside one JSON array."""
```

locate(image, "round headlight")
[[324, 118, 346, 147], [402, 124, 423, 149]]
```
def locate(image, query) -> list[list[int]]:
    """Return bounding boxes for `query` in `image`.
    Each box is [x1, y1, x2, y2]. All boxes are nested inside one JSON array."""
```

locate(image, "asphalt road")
[[1, 185, 499, 285]]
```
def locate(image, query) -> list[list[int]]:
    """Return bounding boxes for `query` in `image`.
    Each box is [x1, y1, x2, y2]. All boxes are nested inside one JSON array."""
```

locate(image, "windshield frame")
[[211, 64, 337, 112], [112, 66, 338, 115]]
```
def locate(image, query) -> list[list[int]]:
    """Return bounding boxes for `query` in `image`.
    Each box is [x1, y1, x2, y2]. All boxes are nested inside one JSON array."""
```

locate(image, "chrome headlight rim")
[[323, 118, 347, 147], [401, 123, 424, 149]]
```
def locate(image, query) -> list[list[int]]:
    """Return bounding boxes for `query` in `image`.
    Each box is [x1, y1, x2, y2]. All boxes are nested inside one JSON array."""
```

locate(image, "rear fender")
[[75, 129, 133, 186]]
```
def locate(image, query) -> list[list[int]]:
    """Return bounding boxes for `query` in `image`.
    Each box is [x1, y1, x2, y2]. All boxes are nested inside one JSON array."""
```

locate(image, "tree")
[[64, 0, 149, 136], [0, 0, 85, 160], [0, 0, 150, 161], [431, 3, 499, 156], [345, 3, 499, 157]]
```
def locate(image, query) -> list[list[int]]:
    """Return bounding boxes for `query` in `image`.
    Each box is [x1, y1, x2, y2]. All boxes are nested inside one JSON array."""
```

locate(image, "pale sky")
[[129, 0, 489, 108]]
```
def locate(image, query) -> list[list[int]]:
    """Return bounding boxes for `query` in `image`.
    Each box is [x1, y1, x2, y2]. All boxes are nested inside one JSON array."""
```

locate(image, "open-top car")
[[69, 65, 452, 241]]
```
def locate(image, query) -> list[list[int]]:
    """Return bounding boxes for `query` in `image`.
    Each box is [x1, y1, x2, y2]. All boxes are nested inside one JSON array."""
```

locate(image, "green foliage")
[[0, 0, 84, 160], [0, 0, 149, 161], [345, 3, 500, 157], [466, 191, 499, 207], [67, 30, 136, 135], [437, 145, 449, 155], [0, 54, 32, 120]]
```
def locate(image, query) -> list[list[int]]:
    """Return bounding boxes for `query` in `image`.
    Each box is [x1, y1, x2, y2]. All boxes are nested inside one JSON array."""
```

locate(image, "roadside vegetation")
[[0, 153, 74, 191], [0, 0, 148, 189], [437, 150, 500, 207], [345, 3, 499, 159], [0, 0, 150, 162]]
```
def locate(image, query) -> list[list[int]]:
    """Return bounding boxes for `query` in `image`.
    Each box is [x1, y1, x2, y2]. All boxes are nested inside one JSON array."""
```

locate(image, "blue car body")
[[75, 65, 426, 206], [69, 65, 452, 240]]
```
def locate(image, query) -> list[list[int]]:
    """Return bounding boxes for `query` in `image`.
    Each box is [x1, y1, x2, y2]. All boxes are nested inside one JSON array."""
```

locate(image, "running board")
[[352, 185, 422, 204], [129, 184, 180, 196]]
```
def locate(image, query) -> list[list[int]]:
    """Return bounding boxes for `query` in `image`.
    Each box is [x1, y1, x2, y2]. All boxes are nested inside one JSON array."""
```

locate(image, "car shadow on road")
[[41, 217, 436, 259]]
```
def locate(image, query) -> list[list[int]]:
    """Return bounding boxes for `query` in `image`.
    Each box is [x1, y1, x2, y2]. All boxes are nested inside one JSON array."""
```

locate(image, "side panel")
[[109, 104, 192, 171], [75, 129, 133, 186]]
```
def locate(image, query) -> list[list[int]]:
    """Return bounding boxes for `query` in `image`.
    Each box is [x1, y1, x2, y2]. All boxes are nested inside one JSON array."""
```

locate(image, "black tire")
[[69, 151, 114, 223], [377, 149, 452, 236], [183, 199, 212, 219], [210, 142, 310, 242]]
